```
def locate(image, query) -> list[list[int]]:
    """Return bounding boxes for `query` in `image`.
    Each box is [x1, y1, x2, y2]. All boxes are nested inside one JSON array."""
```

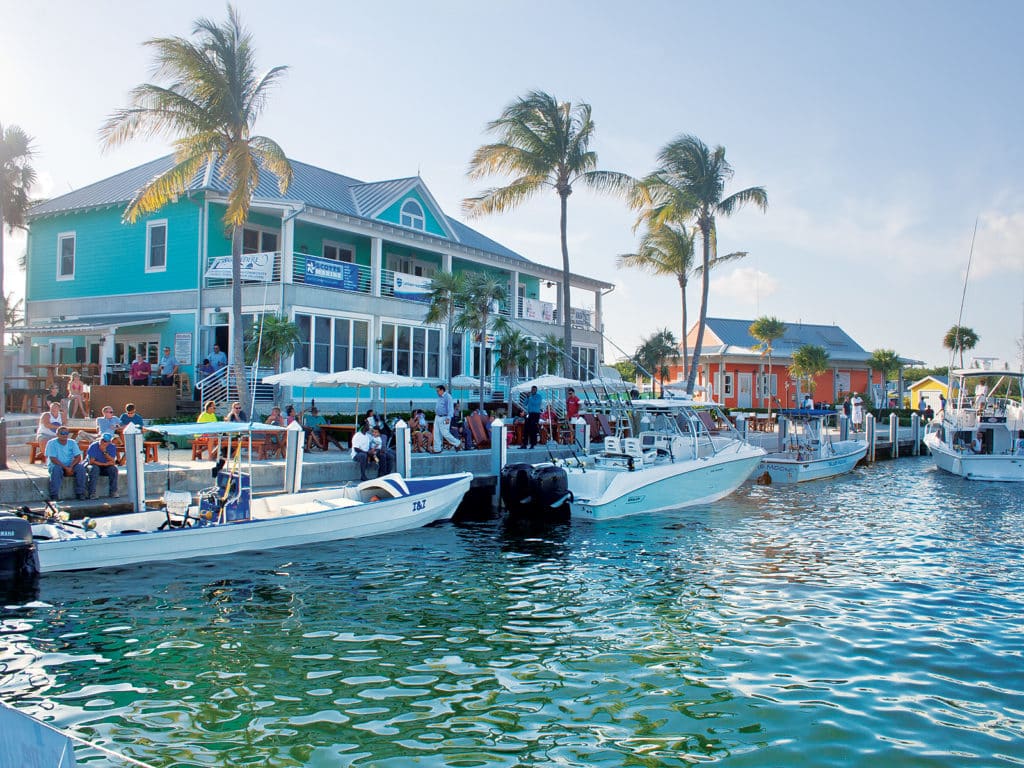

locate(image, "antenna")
[[952, 218, 979, 368]]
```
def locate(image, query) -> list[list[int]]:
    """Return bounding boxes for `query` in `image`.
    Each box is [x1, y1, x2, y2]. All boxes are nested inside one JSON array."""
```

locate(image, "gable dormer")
[[352, 178, 458, 241]]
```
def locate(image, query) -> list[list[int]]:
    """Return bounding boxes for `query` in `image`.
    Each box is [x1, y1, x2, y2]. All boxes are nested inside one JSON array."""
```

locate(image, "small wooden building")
[[907, 375, 948, 410]]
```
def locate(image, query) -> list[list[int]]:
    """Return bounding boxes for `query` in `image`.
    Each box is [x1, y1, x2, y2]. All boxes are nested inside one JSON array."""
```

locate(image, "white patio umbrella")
[[261, 367, 323, 412], [370, 372, 424, 420], [312, 368, 381, 425], [511, 374, 581, 393]]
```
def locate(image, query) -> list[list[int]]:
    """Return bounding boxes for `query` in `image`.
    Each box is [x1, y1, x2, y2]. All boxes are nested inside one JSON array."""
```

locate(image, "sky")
[[3, 0, 1023, 369]]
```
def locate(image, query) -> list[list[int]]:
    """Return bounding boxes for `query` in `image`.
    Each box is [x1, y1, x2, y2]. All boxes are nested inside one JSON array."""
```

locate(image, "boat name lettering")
[[412, 499, 427, 512], [626, 495, 645, 504]]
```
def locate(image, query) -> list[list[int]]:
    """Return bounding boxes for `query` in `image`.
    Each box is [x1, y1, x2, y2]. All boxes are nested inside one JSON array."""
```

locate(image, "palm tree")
[[4, 293, 23, 347], [539, 333, 566, 376], [454, 273, 508, 411], [495, 328, 532, 388], [748, 316, 787, 416], [636, 135, 767, 395], [789, 344, 830, 400], [0, 123, 37, 435], [635, 328, 678, 397], [425, 270, 466, 388], [100, 5, 292, 401], [618, 221, 746, 382], [867, 348, 901, 405], [943, 325, 980, 368], [245, 314, 301, 371], [463, 90, 633, 376]]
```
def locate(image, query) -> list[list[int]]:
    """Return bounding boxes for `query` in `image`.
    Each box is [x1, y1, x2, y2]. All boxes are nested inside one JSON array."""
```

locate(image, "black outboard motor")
[[500, 463, 571, 522], [0, 511, 40, 591]]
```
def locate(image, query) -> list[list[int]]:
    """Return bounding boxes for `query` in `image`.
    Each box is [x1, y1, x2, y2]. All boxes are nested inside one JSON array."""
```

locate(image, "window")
[[714, 372, 734, 397], [57, 232, 75, 279], [242, 226, 279, 254], [756, 373, 777, 398], [294, 314, 369, 372], [450, 332, 464, 377], [571, 346, 598, 381], [400, 199, 425, 230], [323, 242, 354, 262], [386, 253, 435, 277], [380, 321, 441, 377], [146, 220, 167, 272]]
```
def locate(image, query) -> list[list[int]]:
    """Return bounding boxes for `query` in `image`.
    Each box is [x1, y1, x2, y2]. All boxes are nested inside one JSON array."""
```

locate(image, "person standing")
[[851, 392, 864, 432], [209, 344, 227, 371], [45, 427, 87, 501], [129, 353, 152, 386], [565, 387, 580, 419], [524, 385, 543, 449], [433, 385, 461, 452], [86, 432, 119, 499], [158, 346, 179, 386]]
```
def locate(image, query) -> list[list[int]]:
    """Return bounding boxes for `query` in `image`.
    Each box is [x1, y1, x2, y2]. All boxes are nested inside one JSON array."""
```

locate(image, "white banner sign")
[[204, 251, 276, 281], [393, 273, 433, 302], [571, 307, 592, 328], [522, 297, 555, 322]]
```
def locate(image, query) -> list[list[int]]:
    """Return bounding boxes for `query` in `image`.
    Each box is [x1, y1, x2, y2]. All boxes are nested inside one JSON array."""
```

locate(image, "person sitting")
[[409, 409, 431, 452], [263, 406, 287, 457], [36, 401, 65, 441], [67, 371, 88, 419], [44, 382, 65, 412], [194, 358, 215, 399], [970, 431, 985, 454], [197, 400, 219, 424], [225, 401, 247, 422], [120, 403, 145, 430], [46, 427, 87, 501], [284, 404, 298, 425], [923, 405, 935, 422], [86, 432, 119, 499], [129, 354, 152, 386], [302, 406, 328, 450], [350, 424, 376, 481], [95, 405, 122, 437], [370, 427, 395, 475]]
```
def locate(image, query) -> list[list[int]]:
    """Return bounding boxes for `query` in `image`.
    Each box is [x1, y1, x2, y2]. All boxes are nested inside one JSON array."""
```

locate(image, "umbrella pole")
[[354, 386, 360, 427]]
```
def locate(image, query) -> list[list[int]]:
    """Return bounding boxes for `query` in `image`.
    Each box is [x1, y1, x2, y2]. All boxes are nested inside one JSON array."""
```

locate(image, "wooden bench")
[[28, 441, 46, 464], [144, 441, 160, 463]]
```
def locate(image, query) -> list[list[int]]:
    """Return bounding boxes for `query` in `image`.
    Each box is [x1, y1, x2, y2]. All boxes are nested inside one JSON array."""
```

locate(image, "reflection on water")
[[1, 458, 1022, 766]]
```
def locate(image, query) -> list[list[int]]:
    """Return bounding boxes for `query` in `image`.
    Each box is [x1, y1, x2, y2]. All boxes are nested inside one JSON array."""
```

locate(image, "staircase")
[[3, 414, 41, 464], [195, 366, 276, 414]]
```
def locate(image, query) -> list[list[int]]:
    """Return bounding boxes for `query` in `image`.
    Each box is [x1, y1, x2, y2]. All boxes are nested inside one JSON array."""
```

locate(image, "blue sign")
[[304, 255, 360, 291]]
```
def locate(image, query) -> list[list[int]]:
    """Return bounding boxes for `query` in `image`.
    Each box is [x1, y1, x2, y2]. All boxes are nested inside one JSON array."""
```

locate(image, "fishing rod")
[[11, 456, 68, 523], [16, 505, 96, 531]]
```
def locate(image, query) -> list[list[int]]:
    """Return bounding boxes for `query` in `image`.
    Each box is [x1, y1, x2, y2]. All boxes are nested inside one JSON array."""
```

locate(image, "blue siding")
[[377, 189, 448, 238]]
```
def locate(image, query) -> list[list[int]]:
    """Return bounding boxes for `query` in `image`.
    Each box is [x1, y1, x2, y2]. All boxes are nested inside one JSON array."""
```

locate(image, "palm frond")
[[123, 153, 208, 222], [461, 177, 547, 217]]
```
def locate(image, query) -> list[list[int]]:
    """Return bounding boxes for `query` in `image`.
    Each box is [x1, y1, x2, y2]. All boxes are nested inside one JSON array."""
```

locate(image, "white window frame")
[[145, 219, 168, 273], [57, 232, 76, 280], [380, 319, 442, 378], [322, 241, 354, 263], [399, 198, 425, 230], [242, 224, 279, 254], [714, 372, 734, 398], [385, 253, 435, 277], [293, 311, 371, 373]]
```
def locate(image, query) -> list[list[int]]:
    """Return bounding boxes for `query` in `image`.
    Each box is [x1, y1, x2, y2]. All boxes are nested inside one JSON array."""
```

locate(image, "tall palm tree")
[[425, 270, 466, 388], [539, 333, 566, 376], [245, 313, 301, 371], [100, 5, 292, 400], [618, 221, 746, 382], [748, 316, 787, 416], [637, 135, 767, 395], [1, 124, 37, 429], [868, 348, 901, 404], [463, 90, 633, 376], [943, 325, 979, 368], [789, 344, 830, 400], [454, 273, 508, 411]]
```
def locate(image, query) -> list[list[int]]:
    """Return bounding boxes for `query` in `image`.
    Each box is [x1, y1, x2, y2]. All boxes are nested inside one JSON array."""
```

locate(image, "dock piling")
[[490, 419, 508, 509], [910, 413, 921, 456], [889, 413, 899, 458], [865, 413, 876, 462]]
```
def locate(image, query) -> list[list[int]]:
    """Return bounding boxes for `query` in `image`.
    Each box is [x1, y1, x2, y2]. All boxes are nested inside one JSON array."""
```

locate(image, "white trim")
[[399, 198, 425, 230], [322, 240, 355, 263], [145, 219, 168, 273], [56, 231, 75, 281]]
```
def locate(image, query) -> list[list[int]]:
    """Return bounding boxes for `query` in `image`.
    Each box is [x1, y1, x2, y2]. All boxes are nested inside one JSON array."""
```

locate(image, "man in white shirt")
[[433, 384, 461, 452], [350, 425, 375, 481]]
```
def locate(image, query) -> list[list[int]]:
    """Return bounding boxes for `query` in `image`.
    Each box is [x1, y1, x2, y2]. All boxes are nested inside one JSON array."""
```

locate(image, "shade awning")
[[8, 313, 170, 336]]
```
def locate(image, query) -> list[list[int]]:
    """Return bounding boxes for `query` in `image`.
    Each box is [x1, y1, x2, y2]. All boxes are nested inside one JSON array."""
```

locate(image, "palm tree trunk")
[[678, 276, 688, 383], [0, 200, 7, 468], [559, 191, 573, 378], [230, 225, 246, 413], [686, 219, 712, 395], [477, 312, 487, 412]]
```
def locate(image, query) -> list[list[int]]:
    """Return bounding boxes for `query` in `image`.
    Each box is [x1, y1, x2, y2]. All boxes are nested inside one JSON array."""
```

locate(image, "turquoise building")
[[17, 155, 611, 410]]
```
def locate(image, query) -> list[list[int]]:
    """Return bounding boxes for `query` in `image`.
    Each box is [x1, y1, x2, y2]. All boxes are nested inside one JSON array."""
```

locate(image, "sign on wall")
[[204, 252, 276, 281], [174, 332, 193, 366], [522, 297, 555, 322], [304, 255, 361, 291], [393, 273, 433, 302]]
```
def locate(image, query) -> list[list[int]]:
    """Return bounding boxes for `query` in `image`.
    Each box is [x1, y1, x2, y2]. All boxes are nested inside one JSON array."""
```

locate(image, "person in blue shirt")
[[209, 344, 227, 370], [158, 346, 179, 386], [45, 428, 87, 500], [86, 432, 119, 499], [432, 385, 461, 452], [524, 385, 543, 449], [120, 403, 145, 429], [95, 405, 122, 436]]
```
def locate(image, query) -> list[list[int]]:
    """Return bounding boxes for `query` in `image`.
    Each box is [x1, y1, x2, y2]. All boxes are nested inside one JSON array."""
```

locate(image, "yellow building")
[[908, 375, 948, 410]]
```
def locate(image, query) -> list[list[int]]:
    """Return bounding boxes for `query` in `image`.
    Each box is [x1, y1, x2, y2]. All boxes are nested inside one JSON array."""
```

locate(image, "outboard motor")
[[500, 463, 571, 523], [0, 512, 40, 592]]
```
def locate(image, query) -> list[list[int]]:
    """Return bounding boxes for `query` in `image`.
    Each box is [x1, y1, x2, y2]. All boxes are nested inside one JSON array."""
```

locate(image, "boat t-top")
[[759, 409, 867, 483]]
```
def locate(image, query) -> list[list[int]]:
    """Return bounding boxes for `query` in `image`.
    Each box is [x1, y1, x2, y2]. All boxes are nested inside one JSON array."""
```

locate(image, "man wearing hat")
[[86, 432, 120, 499], [45, 427, 87, 501]]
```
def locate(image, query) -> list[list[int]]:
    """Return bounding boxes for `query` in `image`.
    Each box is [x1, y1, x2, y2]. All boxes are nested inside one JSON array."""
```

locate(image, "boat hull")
[[36, 473, 472, 573], [924, 434, 1024, 482], [567, 448, 764, 521], [760, 443, 867, 483]]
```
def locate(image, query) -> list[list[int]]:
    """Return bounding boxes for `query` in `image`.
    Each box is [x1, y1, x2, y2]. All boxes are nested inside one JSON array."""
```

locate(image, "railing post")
[[574, 418, 589, 455], [910, 413, 921, 456], [123, 424, 146, 513], [773, 415, 782, 449], [839, 414, 849, 441], [490, 418, 508, 510], [284, 422, 304, 493], [889, 413, 899, 459], [866, 413, 876, 462], [394, 419, 411, 478]]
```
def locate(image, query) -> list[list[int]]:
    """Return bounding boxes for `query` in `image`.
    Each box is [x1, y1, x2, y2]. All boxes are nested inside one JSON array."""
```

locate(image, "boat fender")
[[627, 456, 635, 472], [369, 495, 381, 502]]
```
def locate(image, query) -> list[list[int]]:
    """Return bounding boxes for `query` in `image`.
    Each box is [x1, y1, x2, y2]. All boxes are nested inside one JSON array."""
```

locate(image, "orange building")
[[670, 318, 883, 409]]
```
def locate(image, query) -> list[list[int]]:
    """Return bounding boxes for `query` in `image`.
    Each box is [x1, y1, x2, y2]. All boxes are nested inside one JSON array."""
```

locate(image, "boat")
[[504, 398, 766, 521], [923, 363, 1024, 482], [758, 409, 867, 483]]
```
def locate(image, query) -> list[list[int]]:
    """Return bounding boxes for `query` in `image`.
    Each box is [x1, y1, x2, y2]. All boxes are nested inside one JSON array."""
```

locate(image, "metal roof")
[[9, 313, 170, 336], [27, 155, 536, 266], [699, 317, 872, 361]]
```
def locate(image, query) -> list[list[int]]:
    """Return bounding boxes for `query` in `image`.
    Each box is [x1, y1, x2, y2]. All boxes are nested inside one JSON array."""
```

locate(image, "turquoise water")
[[2, 457, 1023, 767]]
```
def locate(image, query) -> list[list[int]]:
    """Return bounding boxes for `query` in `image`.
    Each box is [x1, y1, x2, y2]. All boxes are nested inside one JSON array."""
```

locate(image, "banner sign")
[[205, 251, 276, 281], [393, 273, 433, 302], [571, 307, 592, 328], [522, 297, 555, 322], [304, 255, 361, 291]]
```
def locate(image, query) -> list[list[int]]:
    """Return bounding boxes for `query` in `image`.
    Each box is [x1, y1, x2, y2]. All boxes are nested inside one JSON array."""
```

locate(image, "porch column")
[[511, 270, 520, 318], [100, 332, 116, 383], [595, 288, 603, 335], [281, 215, 295, 284], [442, 252, 452, 272], [371, 237, 382, 297]]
